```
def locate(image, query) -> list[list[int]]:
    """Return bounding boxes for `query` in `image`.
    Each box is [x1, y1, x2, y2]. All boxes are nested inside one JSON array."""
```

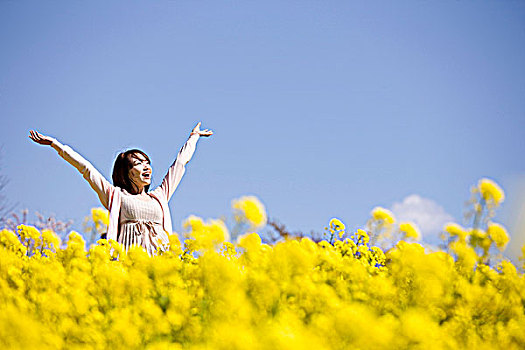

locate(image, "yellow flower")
[[0, 229, 27, 255], [91, 207, 109, 226], [444, 223, 467, 241], [371, 207, 395, 224], [168, 233, 183, 255], [370, 246, 386, 263], [41, 229, 61, 250], [237, 232, 262, 251], [487, 222, 509, 250], [399, 222, 421, 241], [208, 219, 231, 243], [17, 224, 41, 242], [1, 192, 524, 349], [470, 228, 486, 240], [183, 215, 230, 251], [232, 195, 267, 228], [318, 240, 332, 249], [450, 240, 478, 270], [65, 231, 86, 255], [329, 218, 346, 238], [478, 178, 505, 206], [183, 215, 205, 232], [356, 229, 370, 245]]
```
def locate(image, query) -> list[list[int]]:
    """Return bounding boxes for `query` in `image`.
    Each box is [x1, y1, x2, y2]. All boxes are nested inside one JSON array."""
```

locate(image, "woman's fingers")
[[29, 129, 52, 145], [29, 130, 38, 141], [191, 123, 212, 136], [192, 122, 201, 133], [30, 130, 42, 140], [200, 129, 213, 137]]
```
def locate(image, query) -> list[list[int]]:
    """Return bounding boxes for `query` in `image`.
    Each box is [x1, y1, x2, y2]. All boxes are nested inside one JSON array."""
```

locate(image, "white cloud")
[[390, 194, 455, 244]]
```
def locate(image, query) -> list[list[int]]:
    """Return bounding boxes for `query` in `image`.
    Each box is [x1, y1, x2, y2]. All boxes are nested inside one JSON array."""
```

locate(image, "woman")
[[29, 122, 212, 255]]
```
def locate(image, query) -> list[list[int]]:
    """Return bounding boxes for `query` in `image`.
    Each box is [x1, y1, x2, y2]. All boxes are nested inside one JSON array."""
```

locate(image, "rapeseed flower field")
[[1, 179, 524, 349]]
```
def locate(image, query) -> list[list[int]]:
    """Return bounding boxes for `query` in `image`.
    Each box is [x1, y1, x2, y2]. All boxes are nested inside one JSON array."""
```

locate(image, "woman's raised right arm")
[[29, 130, 115, 209]]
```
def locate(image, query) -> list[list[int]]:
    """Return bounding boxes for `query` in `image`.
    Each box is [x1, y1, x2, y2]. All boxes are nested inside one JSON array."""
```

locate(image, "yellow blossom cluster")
[[232, 195, 268, 228], [443, 178, 511, 265], [445, 222, 468, 241], [1, 216, 524, 349], [371, 206, 396, 224], [1, 179, 524, 349], [487, 222, 510, 250], [477, 178, 505, 206], [398, 222, 421, 241], [183, 215, 230, 252], [82, 207, 111, 243], [327, 217, 346, 240]]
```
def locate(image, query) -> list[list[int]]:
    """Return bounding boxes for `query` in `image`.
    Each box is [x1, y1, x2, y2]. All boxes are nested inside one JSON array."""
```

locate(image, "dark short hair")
[[112, 149, 151, 194]]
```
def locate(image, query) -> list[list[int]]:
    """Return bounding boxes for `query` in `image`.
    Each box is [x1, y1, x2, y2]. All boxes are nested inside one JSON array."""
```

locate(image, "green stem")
[[472, 199, 485, 231]]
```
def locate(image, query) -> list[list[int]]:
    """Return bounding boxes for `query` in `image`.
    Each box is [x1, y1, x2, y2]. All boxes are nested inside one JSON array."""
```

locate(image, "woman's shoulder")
[[148, 188, 168, 202]]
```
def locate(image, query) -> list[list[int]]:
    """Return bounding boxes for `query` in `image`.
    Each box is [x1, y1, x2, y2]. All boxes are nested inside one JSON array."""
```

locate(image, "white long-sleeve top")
[[50, 133, 201, 244], [118, 191, 167, 255]]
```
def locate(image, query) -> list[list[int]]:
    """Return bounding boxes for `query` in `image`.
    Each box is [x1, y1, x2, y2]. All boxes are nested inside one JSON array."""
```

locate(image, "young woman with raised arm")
[[28, 122, 213, 256]]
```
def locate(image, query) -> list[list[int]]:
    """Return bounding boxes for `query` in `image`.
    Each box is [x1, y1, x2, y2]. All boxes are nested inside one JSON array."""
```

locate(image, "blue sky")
[[1, 1, 524, 260]]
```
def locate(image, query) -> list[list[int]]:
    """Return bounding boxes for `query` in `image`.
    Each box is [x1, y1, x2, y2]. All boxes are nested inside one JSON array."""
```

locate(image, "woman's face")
[[128, 153, 152, 188]]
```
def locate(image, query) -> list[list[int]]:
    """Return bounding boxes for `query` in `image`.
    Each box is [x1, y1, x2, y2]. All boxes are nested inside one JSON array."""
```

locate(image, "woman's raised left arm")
[[152, 122, 212, 201]]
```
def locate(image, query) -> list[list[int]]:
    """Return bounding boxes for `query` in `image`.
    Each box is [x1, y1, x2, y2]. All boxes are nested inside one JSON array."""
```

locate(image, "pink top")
[[50, 133, 201, 244], [118, 191, 168, 255]]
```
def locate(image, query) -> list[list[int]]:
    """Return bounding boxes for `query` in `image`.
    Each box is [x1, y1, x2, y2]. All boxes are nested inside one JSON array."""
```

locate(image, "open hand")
[[191, 122, 213, 137], [29, 130, 53, 145]]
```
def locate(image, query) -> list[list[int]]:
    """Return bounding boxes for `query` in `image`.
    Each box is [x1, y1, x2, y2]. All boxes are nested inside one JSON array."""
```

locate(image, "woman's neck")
[[129, 185, 147, 195]]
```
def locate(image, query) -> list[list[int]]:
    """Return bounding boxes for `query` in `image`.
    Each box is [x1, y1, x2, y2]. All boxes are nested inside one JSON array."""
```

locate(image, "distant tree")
[[3, 209, 73, 237], [266, 218, 322, 243]]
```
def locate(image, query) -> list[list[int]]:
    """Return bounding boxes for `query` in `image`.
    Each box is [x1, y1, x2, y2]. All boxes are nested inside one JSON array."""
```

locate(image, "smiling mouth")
[[142, 172, 151, 180]]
